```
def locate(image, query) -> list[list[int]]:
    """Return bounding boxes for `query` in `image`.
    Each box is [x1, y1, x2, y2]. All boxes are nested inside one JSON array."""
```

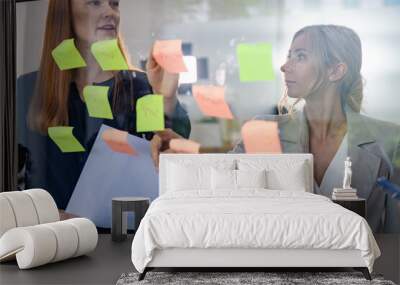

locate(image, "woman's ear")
[[328, 63, 348, 82]]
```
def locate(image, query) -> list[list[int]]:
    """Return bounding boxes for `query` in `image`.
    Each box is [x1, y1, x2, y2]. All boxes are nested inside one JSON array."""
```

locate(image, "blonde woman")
[[152, 25, 400, 233], [17, 0, 191, 211]]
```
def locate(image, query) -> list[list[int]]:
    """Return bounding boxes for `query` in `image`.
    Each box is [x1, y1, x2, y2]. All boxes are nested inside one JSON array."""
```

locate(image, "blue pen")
[[376, 177, 400, 200]]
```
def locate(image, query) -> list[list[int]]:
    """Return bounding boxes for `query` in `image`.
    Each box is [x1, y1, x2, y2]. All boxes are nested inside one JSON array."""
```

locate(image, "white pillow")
[[167, 163, 211, 191], [266, 165, 308, 191], [211, 168, 236, 190], [236, 169, 267, 189], [166, 159, 236, 192], [238, 159, 309, 191]]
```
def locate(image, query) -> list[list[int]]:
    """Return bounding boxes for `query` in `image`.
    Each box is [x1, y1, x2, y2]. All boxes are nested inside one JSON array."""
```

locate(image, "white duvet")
[[131, 190, 380, 273]]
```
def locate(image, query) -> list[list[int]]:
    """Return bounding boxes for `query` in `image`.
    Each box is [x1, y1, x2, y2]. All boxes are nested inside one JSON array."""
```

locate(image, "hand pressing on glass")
[[150, 129, 183, 170]]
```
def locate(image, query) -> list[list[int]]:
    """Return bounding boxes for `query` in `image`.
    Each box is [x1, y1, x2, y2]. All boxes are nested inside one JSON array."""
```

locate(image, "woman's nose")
[[103, 3, 118, 18], [280, 62, 287, 73], [280, 60, 292, 73]]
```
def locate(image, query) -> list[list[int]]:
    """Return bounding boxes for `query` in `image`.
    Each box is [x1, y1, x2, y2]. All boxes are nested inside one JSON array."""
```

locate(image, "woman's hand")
[[150, 129, 182, 170], [146, 46, 179, 116]]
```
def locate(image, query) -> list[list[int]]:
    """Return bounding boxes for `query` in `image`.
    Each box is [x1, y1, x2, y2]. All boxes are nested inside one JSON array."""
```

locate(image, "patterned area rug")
[[116, 271, 396, 285]]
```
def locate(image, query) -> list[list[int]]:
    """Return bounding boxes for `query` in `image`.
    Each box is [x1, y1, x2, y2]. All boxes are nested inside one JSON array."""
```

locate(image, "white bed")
[[131, 154, 380, 280]]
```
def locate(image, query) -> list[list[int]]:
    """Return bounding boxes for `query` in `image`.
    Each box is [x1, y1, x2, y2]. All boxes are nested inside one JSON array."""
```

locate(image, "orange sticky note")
[[192, 85, 234, 120], [153, 40, 187, 74], [170, 138, 200, 154], [102, 128, 136, 155], [241, 120, 282, 153]]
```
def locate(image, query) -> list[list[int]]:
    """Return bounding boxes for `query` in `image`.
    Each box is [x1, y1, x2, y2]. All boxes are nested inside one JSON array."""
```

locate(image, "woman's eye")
[[110, 1, 119, 7], [87, 0, 102, 7], [297, 54, 306, 60]]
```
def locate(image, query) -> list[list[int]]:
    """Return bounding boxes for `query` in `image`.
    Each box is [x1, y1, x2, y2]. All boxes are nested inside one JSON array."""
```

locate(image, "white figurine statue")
[[343, 156, 353, 189]]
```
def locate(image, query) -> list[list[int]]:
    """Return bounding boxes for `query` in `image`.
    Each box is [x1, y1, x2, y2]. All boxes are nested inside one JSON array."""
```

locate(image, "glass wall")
[[16, 0, 400, 232]]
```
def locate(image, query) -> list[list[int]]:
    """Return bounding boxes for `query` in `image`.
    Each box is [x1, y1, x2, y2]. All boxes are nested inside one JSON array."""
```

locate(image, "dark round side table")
[[111, 197, 150, 242]]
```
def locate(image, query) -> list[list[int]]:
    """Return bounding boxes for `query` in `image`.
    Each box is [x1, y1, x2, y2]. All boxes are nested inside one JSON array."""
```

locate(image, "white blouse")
[[314, 133, 348, 197]]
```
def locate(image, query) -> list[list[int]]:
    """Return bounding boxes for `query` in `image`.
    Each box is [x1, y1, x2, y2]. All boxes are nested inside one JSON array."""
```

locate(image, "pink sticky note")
[[192, 85, 234, 120], [102, 129, 136, 155], [153, 40, 187, 74], [241, 120, 282, 154], [170, 138, 200, 154]]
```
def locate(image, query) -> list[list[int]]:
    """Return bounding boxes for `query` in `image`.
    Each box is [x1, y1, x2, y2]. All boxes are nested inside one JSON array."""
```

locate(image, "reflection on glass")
[[16, 0, 400, 232]]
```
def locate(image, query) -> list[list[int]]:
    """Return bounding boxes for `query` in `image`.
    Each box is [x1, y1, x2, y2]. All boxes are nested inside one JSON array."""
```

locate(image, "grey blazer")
[[231, 107, 400, 233]]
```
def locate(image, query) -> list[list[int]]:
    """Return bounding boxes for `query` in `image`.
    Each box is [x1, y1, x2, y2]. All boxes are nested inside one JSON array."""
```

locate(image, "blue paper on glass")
[[66, 125, 159, 228], [376, 177, 400, 200]]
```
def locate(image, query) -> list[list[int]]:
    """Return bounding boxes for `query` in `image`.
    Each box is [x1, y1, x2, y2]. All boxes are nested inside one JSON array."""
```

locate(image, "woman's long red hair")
[[28, 0, 133, 133]]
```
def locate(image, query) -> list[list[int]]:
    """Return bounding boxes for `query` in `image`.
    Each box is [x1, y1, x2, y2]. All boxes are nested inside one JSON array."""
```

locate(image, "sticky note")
[[241, 120, 282, 153], [153, 40, 187, 74], [170, 138, 200, 154], [51, 39, 87, 70], [236, 43, 275, 82], [48, 127, 85, 153], [102, 128, 136, 155], [192, 85, 234, 119], [136, 95, 165, 132], [91, 39, 129, 71], [83, 86, 113, 119]]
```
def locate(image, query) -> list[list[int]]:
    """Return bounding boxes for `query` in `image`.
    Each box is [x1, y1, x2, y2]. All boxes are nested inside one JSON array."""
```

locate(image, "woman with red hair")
[[17, 0, 190, 211]]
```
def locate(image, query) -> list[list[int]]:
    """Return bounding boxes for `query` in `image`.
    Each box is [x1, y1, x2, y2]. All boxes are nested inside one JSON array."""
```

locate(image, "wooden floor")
[[0, 234, 398, 285]]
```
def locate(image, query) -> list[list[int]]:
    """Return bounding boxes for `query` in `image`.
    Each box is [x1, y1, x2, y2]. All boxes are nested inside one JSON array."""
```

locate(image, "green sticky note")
[[236, 43, 275, 82], [91, 39, 129, 71], [136, 95, 165, 132], [48, 127, 85, 153], [51, 39, 87, 70], [83, 86, 113, 119]]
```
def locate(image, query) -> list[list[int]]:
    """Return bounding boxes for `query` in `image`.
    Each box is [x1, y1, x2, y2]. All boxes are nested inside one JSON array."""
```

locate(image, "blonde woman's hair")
[[278, 25, 364, 114]]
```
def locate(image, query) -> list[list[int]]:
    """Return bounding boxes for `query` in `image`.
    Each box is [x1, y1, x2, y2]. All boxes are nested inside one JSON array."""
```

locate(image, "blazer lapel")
[[347, 108, 382, 200], [348, 145, 381, 200]]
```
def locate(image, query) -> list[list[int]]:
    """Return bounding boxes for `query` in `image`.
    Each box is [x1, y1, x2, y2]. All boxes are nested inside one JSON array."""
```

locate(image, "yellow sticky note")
[[48, 127, 85, 153], [91, 39, 129, 71], [136, 95, 165, 132], [236, 43, 275, 82], [51, 39, 87, 70], [83, 86, 113, 119]]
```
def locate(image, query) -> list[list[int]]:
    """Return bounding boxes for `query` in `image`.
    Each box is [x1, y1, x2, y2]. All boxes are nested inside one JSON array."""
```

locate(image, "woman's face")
[[71, 0, 120, 45], [280, 33, 319, 99]]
